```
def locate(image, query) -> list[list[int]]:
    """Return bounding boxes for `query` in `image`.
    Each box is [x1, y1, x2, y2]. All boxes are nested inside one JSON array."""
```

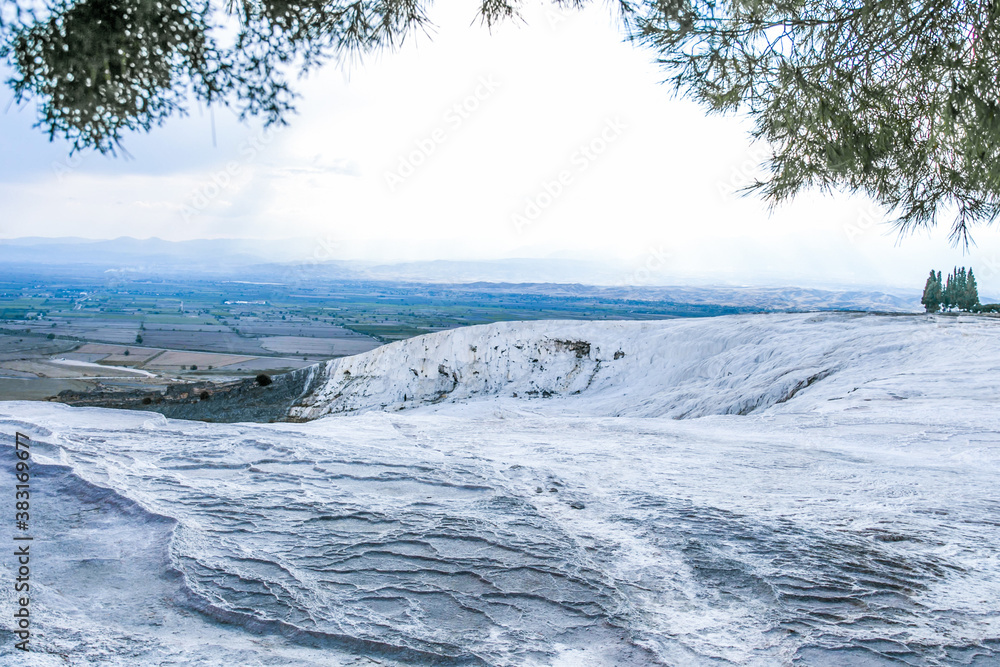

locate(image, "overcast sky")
[[2, 0, 1000, 294]]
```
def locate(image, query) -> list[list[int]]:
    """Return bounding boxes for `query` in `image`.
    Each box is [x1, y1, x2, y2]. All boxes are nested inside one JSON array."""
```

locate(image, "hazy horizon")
[[0, 234, 956, 295], [4, 2, 1000, 293]]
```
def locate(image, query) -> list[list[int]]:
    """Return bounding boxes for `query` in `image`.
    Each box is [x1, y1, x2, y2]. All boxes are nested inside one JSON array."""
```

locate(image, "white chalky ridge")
[[291, 312, 1000, 420]]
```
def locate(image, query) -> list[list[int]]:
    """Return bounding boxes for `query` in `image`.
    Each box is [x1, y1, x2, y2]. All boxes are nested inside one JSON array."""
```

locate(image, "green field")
[[0, 273, 756, 345], [0, 270, 763, 401]]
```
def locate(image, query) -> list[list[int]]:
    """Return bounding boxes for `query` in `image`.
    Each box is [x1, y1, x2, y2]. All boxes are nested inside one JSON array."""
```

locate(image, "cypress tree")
[[954, 268, 965, 310], [953, 270, 960, 311], [933, 271, 944, 311], [943, 270, 954, 311], [956, 267, 969, 310], [966, 268, 981, 311], [921, 270, 941, 313]]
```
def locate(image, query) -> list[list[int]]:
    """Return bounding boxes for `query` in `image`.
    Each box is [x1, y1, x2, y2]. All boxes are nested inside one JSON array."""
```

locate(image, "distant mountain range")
[[0, 237, 633, 283], [0, 236, 925, 311], [0, 236, 324, 269]]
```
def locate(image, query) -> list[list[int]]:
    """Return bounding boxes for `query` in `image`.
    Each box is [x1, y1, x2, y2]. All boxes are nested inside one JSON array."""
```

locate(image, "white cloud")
[[3, 0, 1000, 295]]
